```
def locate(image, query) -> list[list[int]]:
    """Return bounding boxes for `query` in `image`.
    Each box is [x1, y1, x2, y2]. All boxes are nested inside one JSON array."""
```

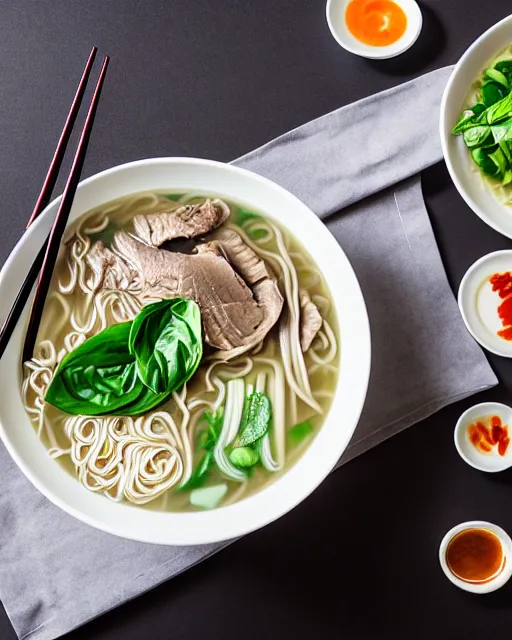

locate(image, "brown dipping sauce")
[[446, 528, 504, 584]]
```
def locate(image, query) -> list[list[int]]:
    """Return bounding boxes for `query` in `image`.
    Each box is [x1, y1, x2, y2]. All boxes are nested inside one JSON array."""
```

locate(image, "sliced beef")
[[89, 230, 283, 353], [299, 288, 322, 352], [133, 199, 230, 247], [87, 241, 136, 290], [208, 228, 271, 284]]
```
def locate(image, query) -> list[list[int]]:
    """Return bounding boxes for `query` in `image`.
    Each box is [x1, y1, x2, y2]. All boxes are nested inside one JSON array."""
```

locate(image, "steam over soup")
[[21, 192, 339, 511]]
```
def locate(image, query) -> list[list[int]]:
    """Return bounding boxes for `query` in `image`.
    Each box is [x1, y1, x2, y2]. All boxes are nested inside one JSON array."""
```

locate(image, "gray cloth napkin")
[[0, 65, 497, 640]]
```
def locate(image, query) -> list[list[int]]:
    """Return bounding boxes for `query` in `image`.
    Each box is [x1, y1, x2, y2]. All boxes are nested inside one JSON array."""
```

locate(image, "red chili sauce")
[[468, 414, 510, 457], [489, 271, 512, 340]]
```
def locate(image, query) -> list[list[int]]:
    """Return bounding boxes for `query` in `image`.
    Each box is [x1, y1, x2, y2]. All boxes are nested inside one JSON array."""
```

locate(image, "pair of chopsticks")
[[0, 47, 109, 362]]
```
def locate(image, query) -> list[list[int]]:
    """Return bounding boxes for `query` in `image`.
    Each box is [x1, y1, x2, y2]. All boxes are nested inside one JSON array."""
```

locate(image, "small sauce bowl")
[[439, 521, 512, 593], [458, 250, 512, 358], [325, 0, 422, 60], [454, 402, 512, 473]]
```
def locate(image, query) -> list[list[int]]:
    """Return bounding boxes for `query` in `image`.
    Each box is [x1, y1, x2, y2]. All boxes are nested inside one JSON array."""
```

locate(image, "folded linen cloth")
[[0, 65, 497, 640]]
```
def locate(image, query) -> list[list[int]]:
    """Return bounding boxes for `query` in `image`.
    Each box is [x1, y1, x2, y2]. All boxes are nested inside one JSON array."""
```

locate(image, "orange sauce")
[[467, 414, 510, 457], [446, 528, 504, 584], [345, 0, 407, 47]]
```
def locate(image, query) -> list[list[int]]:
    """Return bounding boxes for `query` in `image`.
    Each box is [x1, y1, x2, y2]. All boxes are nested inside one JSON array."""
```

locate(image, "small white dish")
[[458, 250, 512, 358], [440, 14, 512, 240], [439, 521, 512, 593], [454, 402, 512, 473], [325, 0, 422, 60]]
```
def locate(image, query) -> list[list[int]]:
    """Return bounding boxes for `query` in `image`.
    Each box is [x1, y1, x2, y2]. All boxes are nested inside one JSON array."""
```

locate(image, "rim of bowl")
[[439, 520, 512, 593], [440, 14, 512, 240], [0, 157, 371, 545], [325, 0, 423, 60]]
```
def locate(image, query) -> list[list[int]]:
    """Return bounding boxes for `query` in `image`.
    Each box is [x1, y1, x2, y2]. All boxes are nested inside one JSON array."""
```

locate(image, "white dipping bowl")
[[440, 14, 512, 239], [0, 158, 371, 546], [458, 250, 512, 358], [326, 0, 422, 60], [439, 521, 512, 594], [454, 402, 512, 473]]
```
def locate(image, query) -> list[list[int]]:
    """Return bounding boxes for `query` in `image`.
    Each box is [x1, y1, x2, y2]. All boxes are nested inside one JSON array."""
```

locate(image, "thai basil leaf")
[[481, 82, 507, 107], [129, 298, 202, 394], [463, 125, 492, 148], [452, 110, 479, 134], [485, 68, 509, 89], [482, 91, 512, 125], [46, 322, 170, 416], [503, 170, 512, 186], [235, 392, 272, 447], [491, 118, 512, 143], [472, 102, 487, 116], [471, 147, 500, 177], [495, 60, 512, 78], [489, 146, 508, 175]]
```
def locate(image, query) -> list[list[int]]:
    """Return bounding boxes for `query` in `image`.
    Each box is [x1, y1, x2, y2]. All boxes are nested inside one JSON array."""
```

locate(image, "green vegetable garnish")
[[235, 392, 272, 447], [288, 420, 314, 445], [486, 68, 509, 89], [179, 411, 224, 491], [229, 446, 260, 468], [235, 208, 260, 227], [190, 484, 228, 510], [46, 298, 203, 415], [453, 58, 512, 186], [129, 298, 202, 394]]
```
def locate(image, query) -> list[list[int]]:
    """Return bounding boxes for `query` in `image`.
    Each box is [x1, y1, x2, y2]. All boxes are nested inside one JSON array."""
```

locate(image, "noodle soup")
[[21, 191, 339, 512]]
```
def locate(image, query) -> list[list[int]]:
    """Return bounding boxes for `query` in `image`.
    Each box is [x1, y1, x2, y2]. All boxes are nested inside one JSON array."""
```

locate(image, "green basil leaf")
[[235, 392, 272, 447], [481, 82, 507, 107], [489, 146, 509, 177], [471, 147, 500, 177], [491, 118, 512, 143], [463, 125, 492, 148], [495, 60, 512, 77], [129, 298, 203, 394], [452, 110, 478, 134], [485, 68, 509, 89], [482, 91, 512, 125], [46, 322, 170, 415]]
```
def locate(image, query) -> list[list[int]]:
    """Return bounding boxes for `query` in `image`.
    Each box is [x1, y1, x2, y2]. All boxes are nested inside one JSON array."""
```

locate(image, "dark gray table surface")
[[1, 1, 512, 638]]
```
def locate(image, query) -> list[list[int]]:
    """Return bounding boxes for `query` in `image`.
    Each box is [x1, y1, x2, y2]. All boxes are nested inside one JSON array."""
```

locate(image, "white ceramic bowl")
[[439, 521, 512, 593], [454, 402, 512, 472], [0, 158, 371, 546], [440, 14, 512, 239], [325, 0, 422, 60], [458, 250, 512, 357]]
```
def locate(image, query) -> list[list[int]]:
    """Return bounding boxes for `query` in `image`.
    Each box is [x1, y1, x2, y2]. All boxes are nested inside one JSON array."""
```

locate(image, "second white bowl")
[[440, 14, 512, 239]]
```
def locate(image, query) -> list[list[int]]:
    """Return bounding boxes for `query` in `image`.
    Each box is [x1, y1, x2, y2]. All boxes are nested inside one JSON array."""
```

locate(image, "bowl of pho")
[[0, 157, 370, 545], [441, 14, 512, 239]]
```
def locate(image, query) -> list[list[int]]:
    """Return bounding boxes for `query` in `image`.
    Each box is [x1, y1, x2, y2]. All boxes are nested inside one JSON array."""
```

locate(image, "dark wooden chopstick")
[[26, 46, 98, 230], [0, 50, 109, 361], [22, 56, 110, 362]]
